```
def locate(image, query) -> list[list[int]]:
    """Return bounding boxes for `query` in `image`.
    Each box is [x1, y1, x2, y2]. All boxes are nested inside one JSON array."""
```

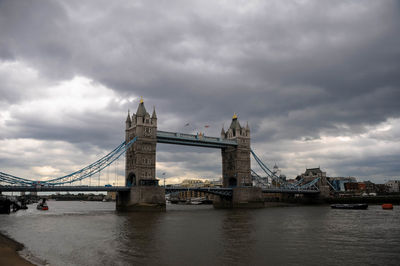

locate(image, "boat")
[[382, 203, 393, 210], [330, 203, 368, 210], [188, 200, 203, 205], [187, 197, 206, 205], [37, 198, 49, 211]]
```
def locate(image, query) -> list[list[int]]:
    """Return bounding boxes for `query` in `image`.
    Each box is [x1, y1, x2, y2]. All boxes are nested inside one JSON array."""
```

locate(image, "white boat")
[[188, 197, 204, 205]]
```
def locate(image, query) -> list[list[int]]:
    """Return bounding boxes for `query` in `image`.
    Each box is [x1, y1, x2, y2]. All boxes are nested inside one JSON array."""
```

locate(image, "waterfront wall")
[[326, 195, 400, 204]]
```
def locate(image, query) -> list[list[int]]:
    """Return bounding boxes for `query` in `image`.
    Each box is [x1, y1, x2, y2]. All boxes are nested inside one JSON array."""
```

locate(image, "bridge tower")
[[221, 114, 251, 187], [116, 98, 165, 211], [217, 114, 263, 208]]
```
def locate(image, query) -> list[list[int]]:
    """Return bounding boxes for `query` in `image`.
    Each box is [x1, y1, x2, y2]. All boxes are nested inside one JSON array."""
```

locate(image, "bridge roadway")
[[156, 130, 237, 148], [0, 186, 131, 192], [0, 186, 319, 196]]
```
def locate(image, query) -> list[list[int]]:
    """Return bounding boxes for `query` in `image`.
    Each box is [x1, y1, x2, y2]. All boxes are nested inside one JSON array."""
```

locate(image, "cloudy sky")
[[1, 0, 399, 185]]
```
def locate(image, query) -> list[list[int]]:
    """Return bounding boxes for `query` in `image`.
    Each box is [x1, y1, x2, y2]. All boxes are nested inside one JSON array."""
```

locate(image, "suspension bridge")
[[0, 99, 326, 210], [0, 140, 321, 195]]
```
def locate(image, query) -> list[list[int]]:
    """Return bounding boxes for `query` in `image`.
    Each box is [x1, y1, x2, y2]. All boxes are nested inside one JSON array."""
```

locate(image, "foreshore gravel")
[[0, 231, 35, 266]]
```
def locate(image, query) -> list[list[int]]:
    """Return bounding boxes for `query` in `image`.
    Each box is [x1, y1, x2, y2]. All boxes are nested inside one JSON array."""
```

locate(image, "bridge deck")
[[0, 186, 130, 192], [157, 130, 237, 148], [166, 187, 319, 195], [262, 188, 319, 194], [166, 187, 233, 197]]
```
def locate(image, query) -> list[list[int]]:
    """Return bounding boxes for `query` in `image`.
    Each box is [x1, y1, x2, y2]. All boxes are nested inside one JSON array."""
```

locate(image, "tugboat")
[[330, 203, 368, 210], [37, 198, 49, 211]]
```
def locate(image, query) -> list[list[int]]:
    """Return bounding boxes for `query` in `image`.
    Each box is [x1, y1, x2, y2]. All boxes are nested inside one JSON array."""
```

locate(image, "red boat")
[[382, 204, 393, 210], [37, 198, 49, 211]]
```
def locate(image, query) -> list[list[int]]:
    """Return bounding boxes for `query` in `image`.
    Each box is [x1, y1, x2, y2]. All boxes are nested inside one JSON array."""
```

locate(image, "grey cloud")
[[4, 108, 125, 148]]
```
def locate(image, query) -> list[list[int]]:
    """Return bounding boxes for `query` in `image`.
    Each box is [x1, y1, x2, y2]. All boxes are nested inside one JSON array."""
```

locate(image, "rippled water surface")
[[1, 201, 400, 266]]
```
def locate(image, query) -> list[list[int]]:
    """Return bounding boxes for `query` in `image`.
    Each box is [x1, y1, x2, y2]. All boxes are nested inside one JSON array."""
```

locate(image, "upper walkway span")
[[156, 130, 237, 148]]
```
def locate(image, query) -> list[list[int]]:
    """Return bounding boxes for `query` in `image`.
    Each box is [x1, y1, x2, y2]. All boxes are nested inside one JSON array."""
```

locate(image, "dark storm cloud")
[[1, 96, 130, 149], [2, 0, 399, 134], [1, 0, 400, 180], [0, 0, 77, 79], [5, 112, 121, 145]]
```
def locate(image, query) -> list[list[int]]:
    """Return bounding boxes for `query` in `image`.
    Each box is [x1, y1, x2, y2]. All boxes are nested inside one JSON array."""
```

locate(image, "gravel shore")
[[0, 231, 35, 266]]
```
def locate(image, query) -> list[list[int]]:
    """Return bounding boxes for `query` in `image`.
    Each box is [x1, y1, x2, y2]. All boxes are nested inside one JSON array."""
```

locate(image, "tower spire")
[[136, 97, 147, 117], [221, 125, 225, 138], [126, 109, 131, 128]]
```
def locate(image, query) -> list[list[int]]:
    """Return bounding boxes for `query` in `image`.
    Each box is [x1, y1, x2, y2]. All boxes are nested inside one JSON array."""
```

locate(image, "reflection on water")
[[1, 202, 400, 266], [220, 210, 255, 265], [117, 212, 164, 265]]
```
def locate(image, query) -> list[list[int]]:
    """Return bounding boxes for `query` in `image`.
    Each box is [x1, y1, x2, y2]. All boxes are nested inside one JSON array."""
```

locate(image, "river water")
[[0, 201, 399, 266]]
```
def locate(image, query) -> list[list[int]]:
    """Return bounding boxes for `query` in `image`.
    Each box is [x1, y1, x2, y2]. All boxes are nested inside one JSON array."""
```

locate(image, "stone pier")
[[213, 187, 264, 208], [116, 187, 166, 211]]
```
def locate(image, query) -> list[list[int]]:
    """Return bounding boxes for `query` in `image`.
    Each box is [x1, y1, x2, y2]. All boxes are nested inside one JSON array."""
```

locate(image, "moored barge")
[[330, 203, 368, 210]]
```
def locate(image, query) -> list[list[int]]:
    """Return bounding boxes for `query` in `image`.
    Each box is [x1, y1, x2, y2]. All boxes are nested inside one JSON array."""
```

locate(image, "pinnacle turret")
[[126, 110, 131, 128], [152, 106, 157, 119]]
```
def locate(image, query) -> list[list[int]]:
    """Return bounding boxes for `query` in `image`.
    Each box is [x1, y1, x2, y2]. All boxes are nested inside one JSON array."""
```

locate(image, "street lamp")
[[162, 172, 166, 187]]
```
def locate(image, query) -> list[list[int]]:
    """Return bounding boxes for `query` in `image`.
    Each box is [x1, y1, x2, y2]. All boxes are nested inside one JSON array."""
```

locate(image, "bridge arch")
[[228, 177, 237, 187], [127, 172, 136, 187]]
